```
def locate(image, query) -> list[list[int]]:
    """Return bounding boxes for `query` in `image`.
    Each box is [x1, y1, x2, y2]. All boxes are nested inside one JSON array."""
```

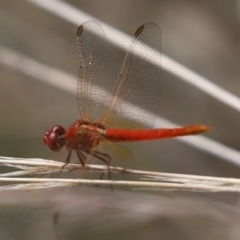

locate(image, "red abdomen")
[[105, 125, 210, 142]]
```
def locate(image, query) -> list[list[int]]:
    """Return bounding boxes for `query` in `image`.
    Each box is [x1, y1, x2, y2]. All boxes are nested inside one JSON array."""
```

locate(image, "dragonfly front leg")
[[67, 150, 86, 172], [61, 150, 72, 171]]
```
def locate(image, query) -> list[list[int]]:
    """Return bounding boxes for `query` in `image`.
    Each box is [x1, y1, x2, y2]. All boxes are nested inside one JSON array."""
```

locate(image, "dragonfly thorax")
[[65, 120, 106, 151]]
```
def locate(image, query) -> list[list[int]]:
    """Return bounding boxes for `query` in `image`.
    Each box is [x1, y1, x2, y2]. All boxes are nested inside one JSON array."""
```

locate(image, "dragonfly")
[[44, 21, 210, 179]]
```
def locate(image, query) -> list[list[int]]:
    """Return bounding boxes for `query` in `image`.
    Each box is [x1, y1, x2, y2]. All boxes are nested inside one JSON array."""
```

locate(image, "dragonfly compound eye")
[[43, 125, 66, 152]]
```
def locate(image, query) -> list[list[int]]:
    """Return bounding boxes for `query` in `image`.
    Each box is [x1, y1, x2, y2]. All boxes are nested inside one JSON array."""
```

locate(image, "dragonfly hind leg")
[[87, 150, 111, 179], [86, 150, 113, 190]]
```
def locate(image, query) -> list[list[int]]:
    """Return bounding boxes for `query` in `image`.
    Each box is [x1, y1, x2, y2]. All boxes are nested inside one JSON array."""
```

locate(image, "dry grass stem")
[[0, 156, 240, 192]]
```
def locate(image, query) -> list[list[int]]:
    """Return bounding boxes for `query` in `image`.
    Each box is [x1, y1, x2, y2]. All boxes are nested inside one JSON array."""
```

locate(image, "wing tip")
[[77, 25, 84, 36]]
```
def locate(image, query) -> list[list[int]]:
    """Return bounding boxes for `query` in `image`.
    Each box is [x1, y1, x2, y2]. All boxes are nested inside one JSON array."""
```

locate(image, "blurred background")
[[0, 0, 239, 239]]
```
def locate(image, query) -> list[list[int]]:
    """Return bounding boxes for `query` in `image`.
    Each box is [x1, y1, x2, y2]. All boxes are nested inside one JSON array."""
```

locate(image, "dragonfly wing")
[[77, 21, 116, 121], [103, 23, 161, 129]]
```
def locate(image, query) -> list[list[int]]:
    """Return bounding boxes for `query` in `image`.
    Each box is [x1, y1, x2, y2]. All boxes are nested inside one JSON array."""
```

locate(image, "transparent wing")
[[77, 21, 116, 121], [103, 23, 161, 129]]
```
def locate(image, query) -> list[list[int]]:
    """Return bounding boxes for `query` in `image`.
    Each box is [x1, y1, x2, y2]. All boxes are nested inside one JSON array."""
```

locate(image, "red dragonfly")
[[44, 21, 210, 178]]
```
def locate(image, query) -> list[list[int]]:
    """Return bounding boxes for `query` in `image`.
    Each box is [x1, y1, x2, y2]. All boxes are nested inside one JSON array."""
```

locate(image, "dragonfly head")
[[44, 125, 66, 152]]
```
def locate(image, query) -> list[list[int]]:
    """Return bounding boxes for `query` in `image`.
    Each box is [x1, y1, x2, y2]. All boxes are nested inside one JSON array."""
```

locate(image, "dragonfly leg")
[[76, 150, 86, 167], [61, 150, 72, 171], [89, 150, 111, 179], [95, 172, 105, 188], [67, 150, 86, 172], [86, 150, 113, 190]]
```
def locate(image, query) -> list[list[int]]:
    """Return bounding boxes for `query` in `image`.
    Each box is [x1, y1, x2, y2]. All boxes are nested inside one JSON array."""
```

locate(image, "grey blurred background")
[[0, 0, 240, 239]]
